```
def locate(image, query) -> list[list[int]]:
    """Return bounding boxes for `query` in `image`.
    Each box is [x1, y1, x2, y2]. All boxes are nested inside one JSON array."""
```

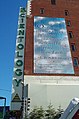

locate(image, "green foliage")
[[0, 112, 3, 118], [54, 106, 64, 119], [28, 104, 63, 119], [29, 106, 44, 119], [4, 111, 17, 119], [45, 104, 56, 119]]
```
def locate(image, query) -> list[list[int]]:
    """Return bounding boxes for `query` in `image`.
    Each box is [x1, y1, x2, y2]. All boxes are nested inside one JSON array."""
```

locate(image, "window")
[[71, 44, 76, 51], [51, 0, 56, 5], [69, 31, 73, 38], [73, 58, 78, 66], [40, 8, 44, 14], [65, 10, 69, 16], [66, 20, 71, 26]]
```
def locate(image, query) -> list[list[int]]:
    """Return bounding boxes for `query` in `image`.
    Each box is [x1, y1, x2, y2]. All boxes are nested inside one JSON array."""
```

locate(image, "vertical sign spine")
[[11, 7, 26, 111]]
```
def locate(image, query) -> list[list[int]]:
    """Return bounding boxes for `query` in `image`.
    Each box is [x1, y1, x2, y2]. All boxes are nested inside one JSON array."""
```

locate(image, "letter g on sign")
[[15, 69, 22, 76]]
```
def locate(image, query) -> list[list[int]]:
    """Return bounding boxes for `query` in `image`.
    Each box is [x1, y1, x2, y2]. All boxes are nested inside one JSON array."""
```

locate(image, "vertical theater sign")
[[11, 7, 26, 110]]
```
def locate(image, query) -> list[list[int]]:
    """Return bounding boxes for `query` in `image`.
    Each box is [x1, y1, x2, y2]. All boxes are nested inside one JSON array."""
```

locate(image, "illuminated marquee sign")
[[34, 16, 74, 74]]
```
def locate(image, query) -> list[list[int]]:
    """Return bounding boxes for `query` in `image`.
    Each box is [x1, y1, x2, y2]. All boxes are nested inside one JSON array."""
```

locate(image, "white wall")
[[24, 75, 79, 110]]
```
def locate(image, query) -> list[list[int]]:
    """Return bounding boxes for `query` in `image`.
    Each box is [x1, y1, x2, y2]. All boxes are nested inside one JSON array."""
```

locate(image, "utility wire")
[[0, 89, 11, 92]]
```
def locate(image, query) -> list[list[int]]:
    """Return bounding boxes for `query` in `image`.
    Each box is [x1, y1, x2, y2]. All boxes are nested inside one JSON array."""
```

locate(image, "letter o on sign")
[[16, 60, 23, 67], [15, 69, 22, 76], [17, 44, 24, 50]]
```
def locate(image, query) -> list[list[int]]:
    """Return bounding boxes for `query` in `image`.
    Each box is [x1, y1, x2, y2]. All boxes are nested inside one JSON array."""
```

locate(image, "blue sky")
[[0, 0, 27, 106]]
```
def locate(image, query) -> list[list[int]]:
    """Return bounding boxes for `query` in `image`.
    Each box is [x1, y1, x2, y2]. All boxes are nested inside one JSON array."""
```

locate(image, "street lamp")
[[0, 97, 6, 118]]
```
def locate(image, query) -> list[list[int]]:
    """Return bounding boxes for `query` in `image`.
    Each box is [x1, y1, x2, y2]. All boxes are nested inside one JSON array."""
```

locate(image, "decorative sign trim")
[[12, 94, 21, 102]]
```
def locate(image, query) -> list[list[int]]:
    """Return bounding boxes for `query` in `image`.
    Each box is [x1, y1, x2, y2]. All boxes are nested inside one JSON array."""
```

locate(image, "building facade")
[[11, 0, 79, 116], [25, 0, 79, 75]]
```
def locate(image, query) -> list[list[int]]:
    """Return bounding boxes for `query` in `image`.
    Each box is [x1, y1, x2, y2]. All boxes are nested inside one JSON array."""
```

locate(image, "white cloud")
[[34, 17, 45, 22], [48, 19, 65, 26], [34, 29, 37, 35], [69, 60, 73, 64], [37, 17, 45, 20], [66, 51, 71, 57], [39, 24, 48, 28], [60, 29, 66, 33], [34, 28, 47, 37], [39, 25, 44, 28], [61, 60, 69, 65], [63, 36, 68, 41], [39, 59, 49, 64], [34, 54, 41, 59], [61, 59, 73, 66], [49, 53, 60, 57], [45, 39, 50, 43], [37, 37, 42, 40], [48, 21, 56, 25], [48, 21, 61, 25], [43, 25, 48, 28], [39, 31, 46, 35], [34, 29, 37, 33], [34, 18, 37, 22], [48, 29, 54, 33], [61, 20, 65, 23], [34, 42, 42, 47], [61, 40, 69, 47]]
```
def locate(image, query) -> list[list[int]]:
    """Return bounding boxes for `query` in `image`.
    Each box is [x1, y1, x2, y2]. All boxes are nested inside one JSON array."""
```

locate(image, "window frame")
[[71, 44, 76, 52], [66, 20, 71, 26], [65, 10, 69, 16], [69, 31, 73, 38], [51, 0, 56, 5], [40, 8, 44, 14], [73, 58, 78, 67]]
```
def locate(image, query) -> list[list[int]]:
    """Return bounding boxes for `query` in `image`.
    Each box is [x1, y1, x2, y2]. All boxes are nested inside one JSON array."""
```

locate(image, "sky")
[[34, 17, 74, 74], [0, 0, 27, 106]]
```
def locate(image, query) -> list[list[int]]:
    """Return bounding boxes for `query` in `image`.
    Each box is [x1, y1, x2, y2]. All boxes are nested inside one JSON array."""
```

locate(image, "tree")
[[29, 106, 44, 119], [25, 105, 64, 119], [45, 104, 56, 119], [54, 106, 64, 119]]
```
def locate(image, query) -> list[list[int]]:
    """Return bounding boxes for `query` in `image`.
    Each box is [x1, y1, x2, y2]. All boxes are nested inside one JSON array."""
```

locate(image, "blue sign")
[[34, 16, 74, 74]]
